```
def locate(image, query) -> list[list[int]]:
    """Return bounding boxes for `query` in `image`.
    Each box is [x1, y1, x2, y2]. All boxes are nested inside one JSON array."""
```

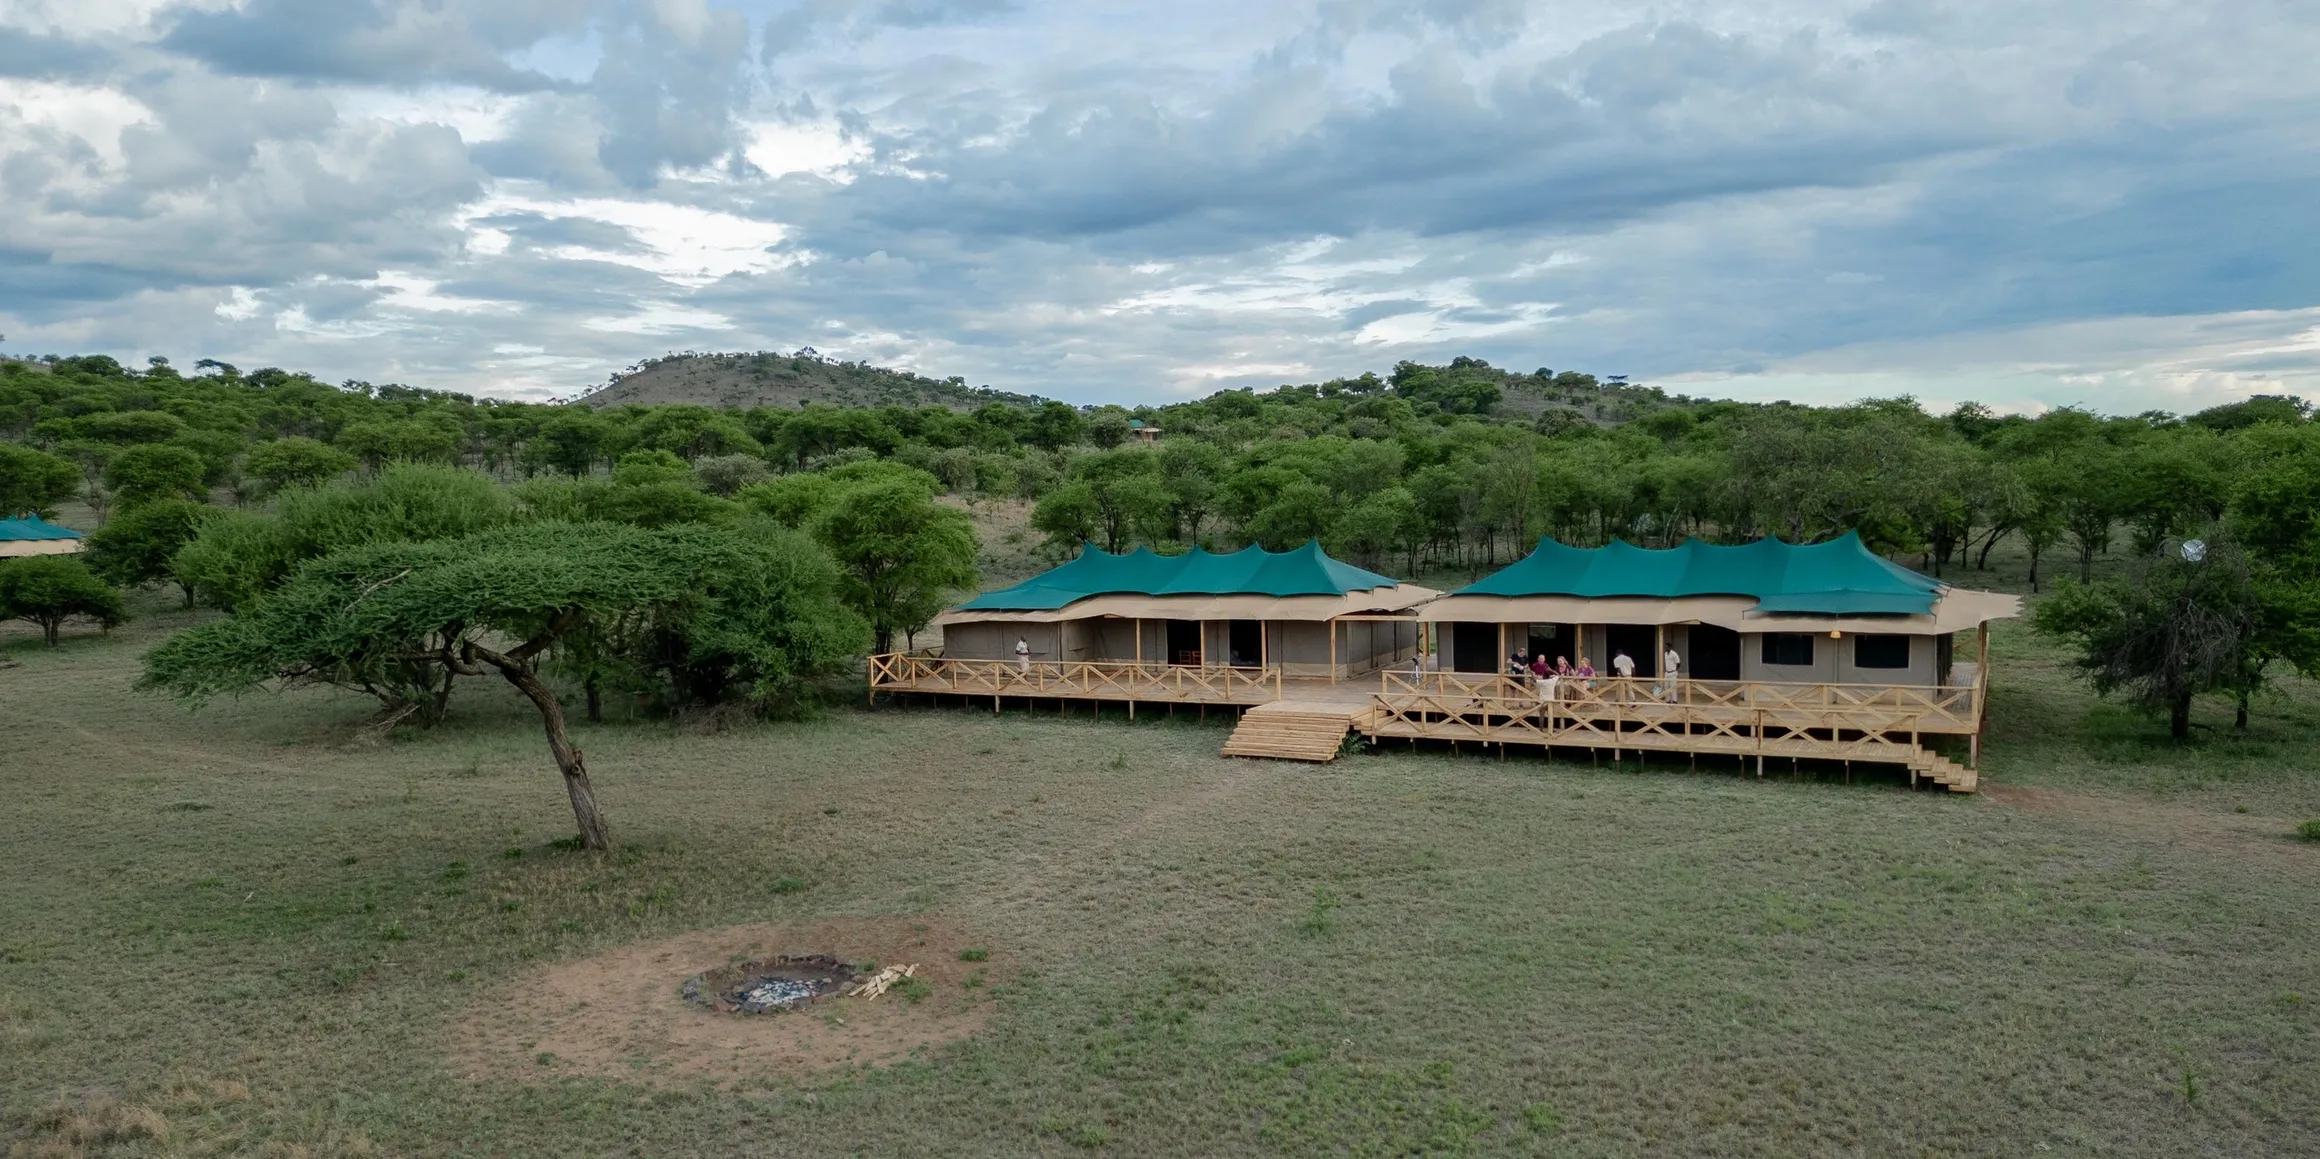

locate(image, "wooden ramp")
[[1222, 703, 1355, 762]]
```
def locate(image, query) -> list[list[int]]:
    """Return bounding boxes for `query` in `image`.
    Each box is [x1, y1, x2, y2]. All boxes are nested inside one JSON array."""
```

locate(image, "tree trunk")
[[496, 660, 610, 850], [42, 617, 60, 647], [2169, 693, 2191, 741], [2234, 690, 2249, 731], [585, 676, 603, 724]]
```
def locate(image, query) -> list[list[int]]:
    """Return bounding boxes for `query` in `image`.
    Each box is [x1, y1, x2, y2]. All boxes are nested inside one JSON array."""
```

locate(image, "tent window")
[[1854, 634, 1911, 669], [1760, 633, 1815, 666]]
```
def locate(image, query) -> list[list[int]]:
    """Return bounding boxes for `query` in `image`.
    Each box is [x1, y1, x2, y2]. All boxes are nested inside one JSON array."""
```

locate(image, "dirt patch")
[[452, 916, 1006, 1085], [1985, 782, 2320, 871]]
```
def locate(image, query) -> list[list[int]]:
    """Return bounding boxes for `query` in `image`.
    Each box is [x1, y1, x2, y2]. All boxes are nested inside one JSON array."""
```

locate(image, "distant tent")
[[959, 540, 1404, 611], [0, 515, 85, 558], [934, 541, 1436, 678]]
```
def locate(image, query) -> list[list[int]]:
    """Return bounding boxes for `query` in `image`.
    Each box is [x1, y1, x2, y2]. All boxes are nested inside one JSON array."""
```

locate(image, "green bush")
[[2296, 818, 2320, 843], [0, 555, 126, 646]]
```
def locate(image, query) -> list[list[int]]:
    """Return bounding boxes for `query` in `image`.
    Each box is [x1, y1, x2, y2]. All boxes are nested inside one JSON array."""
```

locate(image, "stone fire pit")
[[682, 954, 861, 1014]]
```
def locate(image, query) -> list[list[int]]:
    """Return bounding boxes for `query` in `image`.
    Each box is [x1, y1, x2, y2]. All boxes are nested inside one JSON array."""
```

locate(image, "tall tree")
[[244, 437, 356, 494], [140, 522, 865, 850], [818, 478, 980, 653], [104, 444, 208, 510], [83, 498, 208, 606], [2033, 535, 2264, 739], [0, 443, 81, 518]]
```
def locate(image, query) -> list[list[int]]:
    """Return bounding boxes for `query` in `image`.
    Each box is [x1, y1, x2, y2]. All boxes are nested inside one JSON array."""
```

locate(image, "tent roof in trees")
[[1428, 533, 2020, 634], [940, 541, 1436, 624], [0, 515, 85, 557]]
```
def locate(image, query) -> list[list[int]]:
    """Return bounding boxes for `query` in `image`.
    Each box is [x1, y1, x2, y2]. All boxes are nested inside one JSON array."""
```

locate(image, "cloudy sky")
[[2, 0, 2316, 412]]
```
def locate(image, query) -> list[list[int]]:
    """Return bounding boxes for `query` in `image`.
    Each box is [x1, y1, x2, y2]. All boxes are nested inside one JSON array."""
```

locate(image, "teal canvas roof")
[[0, 515, 82, 542], [960, 541, 1400, 611], [1458, 532, 1943, 615]]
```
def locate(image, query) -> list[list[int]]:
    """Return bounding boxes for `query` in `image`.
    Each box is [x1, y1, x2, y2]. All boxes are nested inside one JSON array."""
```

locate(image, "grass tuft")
[[1523, 1102, 1562, 1134], [1296, 886, 1339, 937], [958, 947, 989, 962], [2296, 818, 2320, 842]]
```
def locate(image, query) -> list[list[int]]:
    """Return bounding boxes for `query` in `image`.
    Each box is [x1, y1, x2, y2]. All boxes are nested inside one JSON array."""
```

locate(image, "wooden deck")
[[867, 654, 1988, 790]]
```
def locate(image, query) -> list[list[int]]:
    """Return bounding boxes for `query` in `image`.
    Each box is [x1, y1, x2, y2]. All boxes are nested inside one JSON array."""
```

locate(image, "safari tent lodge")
[[1368, 534, 2021, 790], [870, 541, 1437, 705], [871, 533, 2021, 790]]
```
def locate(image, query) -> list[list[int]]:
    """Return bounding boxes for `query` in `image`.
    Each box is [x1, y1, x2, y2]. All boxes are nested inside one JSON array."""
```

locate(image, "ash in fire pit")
[[683, 955, 860, 1014]]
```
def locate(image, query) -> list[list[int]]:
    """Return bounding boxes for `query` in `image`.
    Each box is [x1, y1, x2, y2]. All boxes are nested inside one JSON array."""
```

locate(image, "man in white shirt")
[[1014, 636, 1030, 674], [1660, 644, 1682, 701], [1611, 650, 1636, 679]]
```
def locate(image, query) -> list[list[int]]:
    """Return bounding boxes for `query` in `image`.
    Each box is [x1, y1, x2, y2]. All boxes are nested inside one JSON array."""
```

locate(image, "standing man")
[[1661, 641, 1682, 702], [1014, 635, 1031, 674]]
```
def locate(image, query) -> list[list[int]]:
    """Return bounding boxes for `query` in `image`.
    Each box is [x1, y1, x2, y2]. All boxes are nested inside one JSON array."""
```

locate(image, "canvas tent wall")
[[932, 541, 1437, 678], [1424, 533, 2018, 687], [0, 516, 84, 558]]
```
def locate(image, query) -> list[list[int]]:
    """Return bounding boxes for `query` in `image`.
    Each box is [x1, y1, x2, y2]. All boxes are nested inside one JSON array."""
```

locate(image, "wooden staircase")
[[1221, 703, 1355, 762], [1908, 748, 1976, 793]]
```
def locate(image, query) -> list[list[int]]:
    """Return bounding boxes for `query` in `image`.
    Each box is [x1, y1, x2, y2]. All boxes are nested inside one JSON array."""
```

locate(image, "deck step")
[[1908, 750, 1977, 793], [1222, 704, 1354, 762]]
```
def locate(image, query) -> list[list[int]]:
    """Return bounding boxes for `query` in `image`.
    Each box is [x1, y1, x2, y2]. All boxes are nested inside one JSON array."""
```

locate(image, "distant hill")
[[579, 350, 1043, 411]]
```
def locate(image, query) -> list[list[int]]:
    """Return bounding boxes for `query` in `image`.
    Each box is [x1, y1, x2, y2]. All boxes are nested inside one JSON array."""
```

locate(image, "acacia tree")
[[0, 556, 126, 646], [244, 437, 357, 494], [104, 444, 208, 510], [2032, 534, 2263, 740], [820, 476, 979, 653], [84, 498, 209, 606], [0, 443, 81, 518], [140, 521, 866, 850]]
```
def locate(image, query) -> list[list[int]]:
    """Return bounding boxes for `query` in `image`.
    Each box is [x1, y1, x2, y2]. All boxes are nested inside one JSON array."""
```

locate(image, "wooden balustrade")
[[1367, 671, 1981, 751], [868, 653, 1276, 704]]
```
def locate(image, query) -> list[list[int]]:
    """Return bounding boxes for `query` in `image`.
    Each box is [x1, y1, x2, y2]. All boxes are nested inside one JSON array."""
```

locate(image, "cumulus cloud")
[[0, 0, 2315, 411]]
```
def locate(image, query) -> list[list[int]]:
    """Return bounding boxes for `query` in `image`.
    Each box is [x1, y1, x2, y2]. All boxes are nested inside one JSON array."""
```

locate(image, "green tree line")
[[6, 349, 2319, 748]]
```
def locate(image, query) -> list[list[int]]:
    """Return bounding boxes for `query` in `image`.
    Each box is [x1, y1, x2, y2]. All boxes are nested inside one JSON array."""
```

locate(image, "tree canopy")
[[141, 521, 866, 848], [0, 555, 126, 646]]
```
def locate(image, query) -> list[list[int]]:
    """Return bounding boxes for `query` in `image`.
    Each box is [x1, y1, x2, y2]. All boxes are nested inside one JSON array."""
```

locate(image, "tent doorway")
[[1689, 624, 1741, 681], [1527, 623, 1577, 666], [1227, 620, 1263, 667], [1166, 620, 1202, 666], [1450, 622, 1499, 673], [1605, 624, 1658, 678]]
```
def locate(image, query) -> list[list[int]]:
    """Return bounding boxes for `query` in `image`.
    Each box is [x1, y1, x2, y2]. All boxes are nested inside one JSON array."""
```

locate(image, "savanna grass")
[[4, 576, 2319, 1157]]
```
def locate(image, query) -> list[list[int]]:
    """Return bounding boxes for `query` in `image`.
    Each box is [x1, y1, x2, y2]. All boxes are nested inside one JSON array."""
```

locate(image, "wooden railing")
[[868, 653, 1279, 703], [1370, 671, 1981, 744]]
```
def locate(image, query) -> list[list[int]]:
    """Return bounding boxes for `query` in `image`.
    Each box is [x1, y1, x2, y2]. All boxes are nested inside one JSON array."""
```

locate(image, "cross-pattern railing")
[[868, 653, 1278, 703], [1367, 671, 1980, 755]]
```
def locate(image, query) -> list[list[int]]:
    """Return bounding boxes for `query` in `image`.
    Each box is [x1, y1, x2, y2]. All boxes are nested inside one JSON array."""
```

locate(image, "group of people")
[[1503, 644, 1684, 702], [1506, 649, 1594, 700]]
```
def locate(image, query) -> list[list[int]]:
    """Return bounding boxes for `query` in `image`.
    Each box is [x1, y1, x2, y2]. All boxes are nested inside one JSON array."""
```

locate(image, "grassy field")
[[7, 579, 2320, 1156]]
